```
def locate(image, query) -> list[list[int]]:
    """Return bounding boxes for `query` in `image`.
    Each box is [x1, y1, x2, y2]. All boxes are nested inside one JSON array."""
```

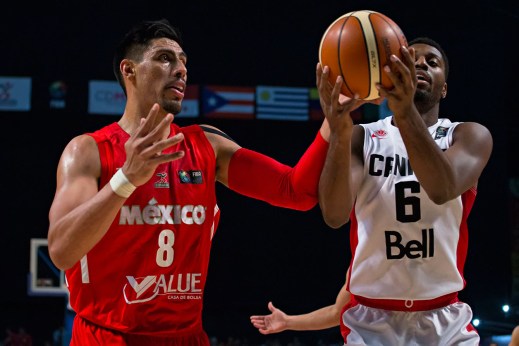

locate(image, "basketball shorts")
[[341, 300, 480, 345], [71, 315, 210, 346]]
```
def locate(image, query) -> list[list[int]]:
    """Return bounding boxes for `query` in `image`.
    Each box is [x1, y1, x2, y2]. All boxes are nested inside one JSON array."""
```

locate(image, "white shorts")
[[341, 300, 480, 346]]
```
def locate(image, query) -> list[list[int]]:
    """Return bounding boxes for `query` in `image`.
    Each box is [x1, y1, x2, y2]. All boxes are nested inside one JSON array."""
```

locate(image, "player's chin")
[[414, 88, 429, 99], [163, 99, 182, 115]]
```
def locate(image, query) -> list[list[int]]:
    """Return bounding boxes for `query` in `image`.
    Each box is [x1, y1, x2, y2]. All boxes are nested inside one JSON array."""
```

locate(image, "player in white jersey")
[[316, 37, 493, 345]]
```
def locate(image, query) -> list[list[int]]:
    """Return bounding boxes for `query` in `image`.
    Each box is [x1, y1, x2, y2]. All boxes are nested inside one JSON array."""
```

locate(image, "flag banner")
[[49, 80, 68, 110], [0, 76, 32, 111], [309, 87, 324, 121], [256, 86, 309, 121], [88, 80, 126, 115], [202, 85, 255, 119], [176, 84, 200, 118]]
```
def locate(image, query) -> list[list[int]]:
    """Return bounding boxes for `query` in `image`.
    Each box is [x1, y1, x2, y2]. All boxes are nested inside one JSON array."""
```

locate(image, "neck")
[[117, 116, 136, 136], [417, 104, 440, 127], [118, 100, 167, 136]]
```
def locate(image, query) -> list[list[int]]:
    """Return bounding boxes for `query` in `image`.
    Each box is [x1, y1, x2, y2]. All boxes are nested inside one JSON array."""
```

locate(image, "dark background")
[[1, 0, 518, 345]]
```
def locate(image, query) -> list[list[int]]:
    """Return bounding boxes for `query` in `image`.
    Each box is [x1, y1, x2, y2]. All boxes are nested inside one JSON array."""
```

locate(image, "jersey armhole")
[[86, 134, 114, 188], [199, 125, 236, 143]]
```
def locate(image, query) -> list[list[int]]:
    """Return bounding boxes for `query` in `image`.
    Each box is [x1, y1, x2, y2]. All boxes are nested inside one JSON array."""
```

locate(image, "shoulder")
[[453, 121, 493, 145], [198, 124, 236, 143], [85, 122, 120, 142], [453, 121, 490, 132], [351, 125, 366, 159], [511, 325, 519, 345], [354, 117, 391, 142], [60, 134, 101, 175], [352, 124, 365, 141], [65, 134, 98, 156], [196, 124, 241, 172], [451, 121, 493, 164], [196, 124, 240, 155]]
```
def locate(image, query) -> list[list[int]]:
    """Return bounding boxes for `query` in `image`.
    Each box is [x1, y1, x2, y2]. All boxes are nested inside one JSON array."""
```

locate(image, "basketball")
[[319, 10, 408, 100]]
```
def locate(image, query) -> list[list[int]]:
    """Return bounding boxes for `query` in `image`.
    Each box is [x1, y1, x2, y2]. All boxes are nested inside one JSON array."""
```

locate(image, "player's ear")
[[121, 60, 135, 78]]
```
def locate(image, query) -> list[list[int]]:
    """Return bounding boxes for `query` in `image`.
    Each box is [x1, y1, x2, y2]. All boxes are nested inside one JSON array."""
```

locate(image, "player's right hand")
[[317, 63, 361, 134], [122, 103, 185, 186]]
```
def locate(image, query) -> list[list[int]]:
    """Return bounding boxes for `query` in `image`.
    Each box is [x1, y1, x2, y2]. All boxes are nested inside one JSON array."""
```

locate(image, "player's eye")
[[428, 59, 439, 67], [160, 54, 171, 62]]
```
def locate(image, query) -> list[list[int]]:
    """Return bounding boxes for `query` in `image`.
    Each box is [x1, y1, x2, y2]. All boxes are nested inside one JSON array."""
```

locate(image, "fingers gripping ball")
[[319, 10, 408, 100]]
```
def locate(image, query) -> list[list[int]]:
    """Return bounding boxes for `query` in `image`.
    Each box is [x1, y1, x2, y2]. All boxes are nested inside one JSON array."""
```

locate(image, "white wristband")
[[109, 169, 136, 198]]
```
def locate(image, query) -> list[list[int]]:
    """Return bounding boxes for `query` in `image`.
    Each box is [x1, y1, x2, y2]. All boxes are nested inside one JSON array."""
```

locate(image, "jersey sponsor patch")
[[371, 129, 388, 139], [178, 170, 203, 184], [124, 273, 203, 304], [154, 172, 170, 188], [434, 126, 449, 139]]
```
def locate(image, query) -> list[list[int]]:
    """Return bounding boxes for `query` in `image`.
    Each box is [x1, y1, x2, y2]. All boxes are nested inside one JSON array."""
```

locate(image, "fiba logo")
[[49, 80, 67, 109]]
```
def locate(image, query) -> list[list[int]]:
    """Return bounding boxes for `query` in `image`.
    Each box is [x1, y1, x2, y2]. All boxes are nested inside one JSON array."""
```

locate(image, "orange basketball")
[[319, 10, 408, 100]]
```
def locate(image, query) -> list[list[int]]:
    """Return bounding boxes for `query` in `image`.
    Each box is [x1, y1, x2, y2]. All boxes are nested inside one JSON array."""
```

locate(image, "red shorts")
[[71, 315, 210, 346]]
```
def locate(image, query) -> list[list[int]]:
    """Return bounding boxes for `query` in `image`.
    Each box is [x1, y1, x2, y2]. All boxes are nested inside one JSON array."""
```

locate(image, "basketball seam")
[[357, 11, 378, 100], [338, 15, 355, 98]]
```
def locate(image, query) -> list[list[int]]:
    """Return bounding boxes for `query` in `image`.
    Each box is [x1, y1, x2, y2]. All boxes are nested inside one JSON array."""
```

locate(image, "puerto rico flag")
[[202, 85, 255, 119]]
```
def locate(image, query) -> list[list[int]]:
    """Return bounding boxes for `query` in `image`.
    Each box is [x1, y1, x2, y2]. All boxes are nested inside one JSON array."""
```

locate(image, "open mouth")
[[416, 71, 431, 84]]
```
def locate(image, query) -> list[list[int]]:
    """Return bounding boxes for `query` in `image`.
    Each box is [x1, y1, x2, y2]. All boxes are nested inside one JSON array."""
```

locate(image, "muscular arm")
[[48, 134, 128, 270], [48, 104, 185, 270], [316, 63, 369, 228], [319, 124, 365, 228], [205, 122, 329, 211], [398, 119, 492, 203]]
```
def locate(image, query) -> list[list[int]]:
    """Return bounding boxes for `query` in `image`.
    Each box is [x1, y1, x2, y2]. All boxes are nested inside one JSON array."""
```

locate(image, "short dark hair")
[[113, 19, 183, 94], [409, 37, 449, 81]]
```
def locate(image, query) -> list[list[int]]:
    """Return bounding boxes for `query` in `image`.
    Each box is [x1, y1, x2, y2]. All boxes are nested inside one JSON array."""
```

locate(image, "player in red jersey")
[[47, 18, 333, 345]]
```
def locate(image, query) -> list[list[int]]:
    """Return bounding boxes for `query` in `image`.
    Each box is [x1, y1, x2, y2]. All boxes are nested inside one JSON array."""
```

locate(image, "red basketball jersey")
[[65, 122, 220, 336]]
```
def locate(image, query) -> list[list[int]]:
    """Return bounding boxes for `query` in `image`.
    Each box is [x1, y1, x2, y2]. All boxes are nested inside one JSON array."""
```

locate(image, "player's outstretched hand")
[[122, 103, 185, 186], [250, 302, 289, 335], [316, 63, 383, 134]]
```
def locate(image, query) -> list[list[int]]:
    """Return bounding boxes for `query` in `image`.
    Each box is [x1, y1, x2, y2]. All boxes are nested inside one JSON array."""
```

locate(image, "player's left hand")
[[317, 63, 384, 135]]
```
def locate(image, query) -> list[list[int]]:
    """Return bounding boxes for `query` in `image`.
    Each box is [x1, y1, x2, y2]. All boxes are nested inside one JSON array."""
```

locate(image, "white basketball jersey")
[[348, 116, 476, 300]]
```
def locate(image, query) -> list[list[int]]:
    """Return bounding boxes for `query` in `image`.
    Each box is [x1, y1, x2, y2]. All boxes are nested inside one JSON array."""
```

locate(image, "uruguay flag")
[[309, 87, 324, 121], [256, 86, 309, 121]]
